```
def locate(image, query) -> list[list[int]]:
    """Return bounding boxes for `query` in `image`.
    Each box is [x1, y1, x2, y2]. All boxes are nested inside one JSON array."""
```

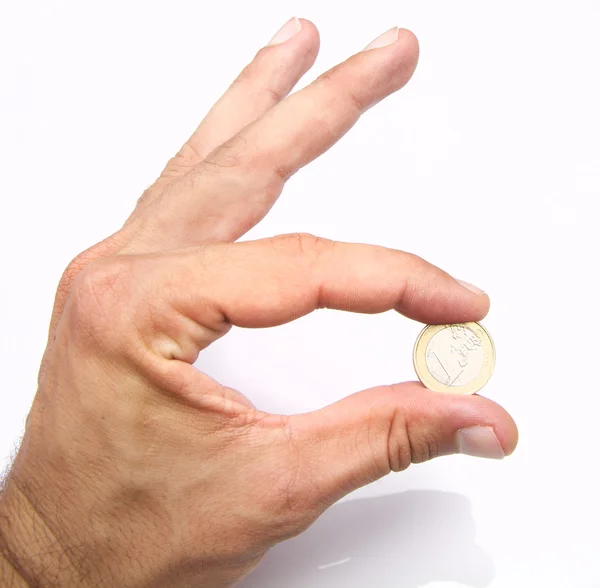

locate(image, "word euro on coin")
[[413, 322, 495, 395]]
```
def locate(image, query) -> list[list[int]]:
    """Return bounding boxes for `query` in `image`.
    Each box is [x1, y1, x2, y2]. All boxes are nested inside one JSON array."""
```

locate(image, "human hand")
[[0, 19, 518, 588]]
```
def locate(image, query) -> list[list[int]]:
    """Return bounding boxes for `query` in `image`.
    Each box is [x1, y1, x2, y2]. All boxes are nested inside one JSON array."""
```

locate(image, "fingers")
[[221, 27, 418, 181], [50, 21, 318, 331], [129, 27, 419, 251], [287, 383, 518, 507], [121, 235, 488, 364], [192, 235, 487, 329], [154, 18, 320, 188]]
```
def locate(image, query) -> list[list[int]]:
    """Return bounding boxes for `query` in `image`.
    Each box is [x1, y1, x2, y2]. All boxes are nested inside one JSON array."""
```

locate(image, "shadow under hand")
[[240, 490, 495, 588]]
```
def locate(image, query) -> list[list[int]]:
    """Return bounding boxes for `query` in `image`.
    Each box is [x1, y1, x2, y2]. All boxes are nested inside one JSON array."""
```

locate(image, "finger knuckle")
[[315, 66, 364, 114], [233, 59, 259, 88], [156, 143, 205, 184], [263, 84, 285, 106], [202, 134, 250, 173], [234, 58, 285, 105], [407, 424, 439, 464], [271, 232, 331, 258], [383, 385, 443, 471], [403, 250, 425, 266], [386, 408, 412, 472], [386, 406, 441, 471], [315, 65, 340, 88]]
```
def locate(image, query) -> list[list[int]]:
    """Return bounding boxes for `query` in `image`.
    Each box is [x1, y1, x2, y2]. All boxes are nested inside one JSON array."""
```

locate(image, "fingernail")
[[456, 426, 505, 460], [457, 279, 485, 296], [267, 17, 302, 46], [362, 27, 400, 51]]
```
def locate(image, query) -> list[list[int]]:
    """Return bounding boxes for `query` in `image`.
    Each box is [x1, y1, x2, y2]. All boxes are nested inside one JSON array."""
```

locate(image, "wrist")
[[0, 475, 71, 588], [0, 456, 260, 588], [0, 556, 28, 588], [0, 537, 28, 588]]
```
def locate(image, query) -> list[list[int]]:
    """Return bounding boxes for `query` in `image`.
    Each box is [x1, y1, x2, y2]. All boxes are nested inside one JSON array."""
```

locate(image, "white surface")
[[1, 2, 599, 587]]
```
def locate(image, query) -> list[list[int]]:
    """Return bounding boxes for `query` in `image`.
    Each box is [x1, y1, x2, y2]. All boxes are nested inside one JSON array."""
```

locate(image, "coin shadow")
[[240, 490, 496, 588]]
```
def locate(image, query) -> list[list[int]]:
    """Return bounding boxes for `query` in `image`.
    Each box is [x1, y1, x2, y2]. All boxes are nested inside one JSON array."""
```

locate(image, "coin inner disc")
[[425, 325, 485, 388]]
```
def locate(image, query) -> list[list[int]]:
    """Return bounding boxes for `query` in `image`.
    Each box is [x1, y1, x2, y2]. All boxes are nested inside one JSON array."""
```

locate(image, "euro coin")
[[413, 322, 495, 395]]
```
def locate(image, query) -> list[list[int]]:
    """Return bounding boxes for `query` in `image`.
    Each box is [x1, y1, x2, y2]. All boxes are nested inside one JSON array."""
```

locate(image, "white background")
[[1, 2, 599, 587]]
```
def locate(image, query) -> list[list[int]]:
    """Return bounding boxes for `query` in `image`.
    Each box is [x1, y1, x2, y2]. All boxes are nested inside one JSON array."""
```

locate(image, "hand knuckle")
[[57, 255, 89, 301], [67, 258, 135, 346], [57, 235, 125, 302], [57, 247, 102, 302], [255, 433, 318, 541]]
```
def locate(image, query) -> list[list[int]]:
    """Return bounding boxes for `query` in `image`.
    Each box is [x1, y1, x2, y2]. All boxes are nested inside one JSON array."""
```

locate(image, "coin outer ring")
[[413, 321, 496, 395]]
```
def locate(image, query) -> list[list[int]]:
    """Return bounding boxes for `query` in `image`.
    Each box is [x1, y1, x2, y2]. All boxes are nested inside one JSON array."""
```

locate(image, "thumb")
[[288, 384, 518, 506]]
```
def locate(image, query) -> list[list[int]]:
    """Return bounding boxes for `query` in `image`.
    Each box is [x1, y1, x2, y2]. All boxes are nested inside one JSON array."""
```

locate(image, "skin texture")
[[0, 20, 518, 588]]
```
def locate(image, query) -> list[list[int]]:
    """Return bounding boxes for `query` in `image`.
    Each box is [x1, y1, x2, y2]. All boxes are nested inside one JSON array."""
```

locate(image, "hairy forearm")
[[0, 476, 78, 588], [0, 549, 29, 588], [0, 483, 32, 588], [0, 541, 28, 588], [0, 468, 257, 588]]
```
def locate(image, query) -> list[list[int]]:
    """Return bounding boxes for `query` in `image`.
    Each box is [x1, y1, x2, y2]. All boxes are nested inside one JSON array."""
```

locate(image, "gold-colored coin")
[[413, 322, 495, 395]]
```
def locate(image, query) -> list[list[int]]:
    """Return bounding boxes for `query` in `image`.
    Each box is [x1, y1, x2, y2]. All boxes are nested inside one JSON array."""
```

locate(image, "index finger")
[[118, 234, 488, 363], [196, 234, 487, 329]]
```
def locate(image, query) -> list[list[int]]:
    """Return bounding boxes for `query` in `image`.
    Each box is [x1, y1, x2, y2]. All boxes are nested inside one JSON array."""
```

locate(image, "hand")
[[0, 19, 517, 588]]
